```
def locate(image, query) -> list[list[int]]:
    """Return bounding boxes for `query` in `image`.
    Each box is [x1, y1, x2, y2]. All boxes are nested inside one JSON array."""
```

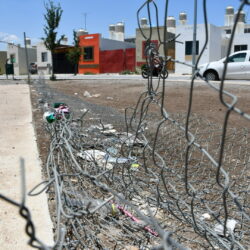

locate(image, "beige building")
[[7, 43, 37, 75], [135, 23, 176, 72], [0, 51, 7, 74]]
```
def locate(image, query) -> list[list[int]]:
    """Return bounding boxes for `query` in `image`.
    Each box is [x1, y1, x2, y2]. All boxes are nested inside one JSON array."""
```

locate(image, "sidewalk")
[[0, 72, 190, 81], [0, 82, 54, 249], [1, 73, 250, 86]]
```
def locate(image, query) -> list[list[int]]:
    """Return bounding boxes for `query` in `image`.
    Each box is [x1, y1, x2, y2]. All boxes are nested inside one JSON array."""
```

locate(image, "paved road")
[[0, 73, 250, 85], [0, 81, 54, 249]]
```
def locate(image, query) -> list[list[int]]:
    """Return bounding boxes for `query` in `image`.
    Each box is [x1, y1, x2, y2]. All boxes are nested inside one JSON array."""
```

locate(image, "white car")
[[198, 50, 250, 80]]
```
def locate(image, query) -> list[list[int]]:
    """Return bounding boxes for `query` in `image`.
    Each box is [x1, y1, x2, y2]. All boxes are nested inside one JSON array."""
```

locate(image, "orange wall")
[[78, 33, 100, 74]]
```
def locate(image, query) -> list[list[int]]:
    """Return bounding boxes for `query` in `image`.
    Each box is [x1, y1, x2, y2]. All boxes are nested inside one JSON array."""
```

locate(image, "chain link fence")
[[1, 0, 250, 249]]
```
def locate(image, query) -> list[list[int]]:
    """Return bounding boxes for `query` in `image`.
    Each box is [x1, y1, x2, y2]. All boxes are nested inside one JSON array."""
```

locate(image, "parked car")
[[29, 62, 37, 74], [198, 50, 250, 80]]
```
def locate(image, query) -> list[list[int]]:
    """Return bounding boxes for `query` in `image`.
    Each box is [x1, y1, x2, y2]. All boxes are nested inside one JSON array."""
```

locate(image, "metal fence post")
[[192, 0, 197, 76], [24, 32, 31, 84]]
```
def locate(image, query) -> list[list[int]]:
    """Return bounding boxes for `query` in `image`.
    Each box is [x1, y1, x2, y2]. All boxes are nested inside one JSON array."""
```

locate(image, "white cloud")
[[0, 32, 20, 43]]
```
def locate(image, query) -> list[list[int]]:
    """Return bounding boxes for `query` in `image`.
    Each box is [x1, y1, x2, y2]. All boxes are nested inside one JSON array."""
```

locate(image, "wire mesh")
[[1, 0, 250, 249]]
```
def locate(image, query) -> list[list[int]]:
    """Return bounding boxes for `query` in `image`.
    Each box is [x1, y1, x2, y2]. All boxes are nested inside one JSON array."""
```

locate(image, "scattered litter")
[[84, 91, 92, 98], [101, 129, 117, 135], [77, 150, 106, 162], [105, 155, 130, 164], [118, 132, 145, 147], [92, 94, 101, 98], [102, 124, 114, 130], [38, 98, 45, 104], [43, 103, 70, 123], [53, 102, 66, 108], [200, 213, 211, 221], [43, 111, 55, 123], [77, 149, 136, 166], [214, 219, 237, 236], [131, 163, 140, 171], [107, 147, 118, 156], [44, 103, 49, 109], [80, 108, 88, 113], [87, 124, 117, 135], [74, 92, 78, 95], [54, 103, 70, 120], [104, 163, 114, 170], [107, 96, 114, 100], [115, 203, 158, 237]]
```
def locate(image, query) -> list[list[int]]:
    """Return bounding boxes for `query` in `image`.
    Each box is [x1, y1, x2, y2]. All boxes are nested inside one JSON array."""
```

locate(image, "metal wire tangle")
[[0, 0, 250, 249], [134, 0, 250, 249]]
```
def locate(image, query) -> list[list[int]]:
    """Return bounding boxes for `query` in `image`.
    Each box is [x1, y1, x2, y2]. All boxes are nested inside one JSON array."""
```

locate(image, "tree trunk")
[[51, 50, 55, 80], [74, 63, 78, 75]]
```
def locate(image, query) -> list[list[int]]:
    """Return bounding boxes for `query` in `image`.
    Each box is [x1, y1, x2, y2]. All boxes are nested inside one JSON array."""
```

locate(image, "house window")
[[228, 52, 246, 63], [142, 40, 158, 59], [185, 41, 199, 55], [41, 52, 48, 62], [234, 44, 248, 52], [244, 28, 250, 33], [83, 46, 94, 61], [225, 29, 231, 34], [10, 54, 16, 63]]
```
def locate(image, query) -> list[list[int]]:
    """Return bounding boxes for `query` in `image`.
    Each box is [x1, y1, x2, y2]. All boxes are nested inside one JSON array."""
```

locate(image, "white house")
[[175, 6, 250, 75], [175, 23, 222, 74], [36, 41, 52, 75], [7, 41, 37, 75]]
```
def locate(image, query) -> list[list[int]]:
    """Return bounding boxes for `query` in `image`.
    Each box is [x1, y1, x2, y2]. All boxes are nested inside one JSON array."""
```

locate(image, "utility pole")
[[83, 13, 87, 30], [192, 0, 197, 76], [23, 32, 31, 84]]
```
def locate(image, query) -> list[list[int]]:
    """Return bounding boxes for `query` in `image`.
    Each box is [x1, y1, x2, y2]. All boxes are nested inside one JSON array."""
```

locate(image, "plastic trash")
[[118, 132, 145, 147], [214, 219, 237, 236], [53, 102, 66, 108], [77, 150, 106, 162], [84, 91, 92, 98], [54, 103, 70, 120], [131, 163, 140, 170], [43, 111, 56, 123], [105, 155, 130, 164], [107, 147, 118, 156]]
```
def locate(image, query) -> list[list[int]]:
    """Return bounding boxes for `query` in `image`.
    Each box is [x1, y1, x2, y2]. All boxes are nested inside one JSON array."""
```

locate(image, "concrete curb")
[[0, 84, 54, 249]]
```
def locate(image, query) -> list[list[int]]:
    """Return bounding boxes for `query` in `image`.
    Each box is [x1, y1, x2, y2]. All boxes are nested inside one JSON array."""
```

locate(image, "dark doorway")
[[53, 51, 75, 74]]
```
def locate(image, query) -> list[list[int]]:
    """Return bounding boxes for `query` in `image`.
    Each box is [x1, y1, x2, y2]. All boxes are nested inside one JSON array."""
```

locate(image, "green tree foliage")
[[43, 0, 64, 80], [66, 30, 81, 75]]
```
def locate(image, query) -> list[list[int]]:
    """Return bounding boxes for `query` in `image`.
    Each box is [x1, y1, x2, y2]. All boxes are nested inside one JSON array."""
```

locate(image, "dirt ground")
[[46, 79, 250, 127], [30, 78, 250, 169], [29, 78, 250, 249]]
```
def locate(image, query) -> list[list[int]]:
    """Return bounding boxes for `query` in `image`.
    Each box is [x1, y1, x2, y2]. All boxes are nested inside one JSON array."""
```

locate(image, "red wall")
[[125, 48, 136, 72], [100, 48, 135, 73], [78, 34, 100, 74]]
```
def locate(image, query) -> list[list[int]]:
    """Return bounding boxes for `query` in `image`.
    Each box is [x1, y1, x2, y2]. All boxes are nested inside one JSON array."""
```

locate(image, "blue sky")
[[0, 0, 249, 50]]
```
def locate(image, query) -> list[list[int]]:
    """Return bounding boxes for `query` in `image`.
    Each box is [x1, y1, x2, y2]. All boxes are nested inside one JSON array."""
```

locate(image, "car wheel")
[[204, 71, 218, 81]]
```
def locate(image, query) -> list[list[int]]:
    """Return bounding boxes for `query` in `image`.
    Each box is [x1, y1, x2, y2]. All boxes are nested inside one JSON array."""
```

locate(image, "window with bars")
[[234, 44, 248, 52], [83, 46, 94, 61], [41, 52, 48, 62], [185, 41, 199, 55], [244, 28, 250, 33]]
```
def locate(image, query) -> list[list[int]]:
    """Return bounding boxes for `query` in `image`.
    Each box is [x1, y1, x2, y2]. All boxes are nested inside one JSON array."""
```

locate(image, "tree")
[[66, 30, 81, 75], [43, 0, 64, 80]]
